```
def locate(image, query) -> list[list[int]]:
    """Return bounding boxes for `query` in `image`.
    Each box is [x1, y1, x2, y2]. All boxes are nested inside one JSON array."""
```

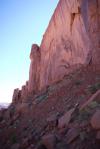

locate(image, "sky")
[[0, 0, 59, 103]]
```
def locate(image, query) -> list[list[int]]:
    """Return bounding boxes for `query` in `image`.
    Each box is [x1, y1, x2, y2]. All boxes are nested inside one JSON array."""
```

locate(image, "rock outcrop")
[[28, 44, 41, 93], [12, 88, 21, 103], [12, 44, 41, 102], [12, 81, 29, 103], [21, 81, 28, 100]]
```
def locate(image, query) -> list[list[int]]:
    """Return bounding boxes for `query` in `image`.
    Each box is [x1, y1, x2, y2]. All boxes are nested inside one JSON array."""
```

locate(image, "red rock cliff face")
[[12, 0, 100, 100], [39, 0, 100, 89]]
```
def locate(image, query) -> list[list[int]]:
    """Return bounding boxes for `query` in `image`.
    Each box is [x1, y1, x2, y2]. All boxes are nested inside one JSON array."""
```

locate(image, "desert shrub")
[[88, 83, 100, 94], [88, 101, 100, 109], [78, 109, 91, 122]]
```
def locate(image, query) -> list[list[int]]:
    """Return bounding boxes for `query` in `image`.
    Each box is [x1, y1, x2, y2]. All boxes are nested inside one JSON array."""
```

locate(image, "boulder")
[[90, 110, 100, 130], [58, 108, 75, 129], [65, 128, 79, 144]]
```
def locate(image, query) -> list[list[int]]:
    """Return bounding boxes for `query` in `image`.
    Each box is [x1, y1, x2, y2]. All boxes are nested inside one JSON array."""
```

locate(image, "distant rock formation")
[[12, 0, 100, 102]]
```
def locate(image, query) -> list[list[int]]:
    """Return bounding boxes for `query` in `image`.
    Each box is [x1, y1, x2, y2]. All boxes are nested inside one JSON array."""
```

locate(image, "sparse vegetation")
[[35, 93, 48, 103], [88, 101, 100, 109], [78, 109, 91, 122], [88, 83, 100, 94], [78, 101, 100, 122]]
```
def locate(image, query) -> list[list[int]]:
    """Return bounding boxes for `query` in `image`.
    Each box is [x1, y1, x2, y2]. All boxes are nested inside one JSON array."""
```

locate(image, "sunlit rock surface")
[[12, 0, 100, 98], [28, 44, 41, 93], [39, 0, 100, 89]]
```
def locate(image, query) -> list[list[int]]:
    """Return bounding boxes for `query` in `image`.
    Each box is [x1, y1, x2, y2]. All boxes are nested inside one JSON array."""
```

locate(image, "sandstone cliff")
[[39, 0, 100, 89], [12, 0, 100, 101], [1, 1, 100, 148]]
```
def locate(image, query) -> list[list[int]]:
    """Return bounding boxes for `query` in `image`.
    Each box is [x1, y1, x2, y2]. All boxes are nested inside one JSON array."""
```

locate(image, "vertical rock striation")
[[39, 0, 100, 89]]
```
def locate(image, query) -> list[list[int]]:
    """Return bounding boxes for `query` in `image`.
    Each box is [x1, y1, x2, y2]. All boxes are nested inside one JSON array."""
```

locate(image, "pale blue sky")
[[0, 0, 59, 103]]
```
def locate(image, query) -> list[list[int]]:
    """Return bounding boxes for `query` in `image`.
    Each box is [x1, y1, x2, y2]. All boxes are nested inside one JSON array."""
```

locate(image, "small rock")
[[90, 110, 100, 130], [42, 134, 57, 149], [65, 128, 79, 144], [58, 108, 75, 129]]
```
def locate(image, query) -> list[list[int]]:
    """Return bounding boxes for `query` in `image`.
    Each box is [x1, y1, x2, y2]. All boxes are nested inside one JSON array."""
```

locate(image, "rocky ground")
[[0, 65, 100, 149]]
